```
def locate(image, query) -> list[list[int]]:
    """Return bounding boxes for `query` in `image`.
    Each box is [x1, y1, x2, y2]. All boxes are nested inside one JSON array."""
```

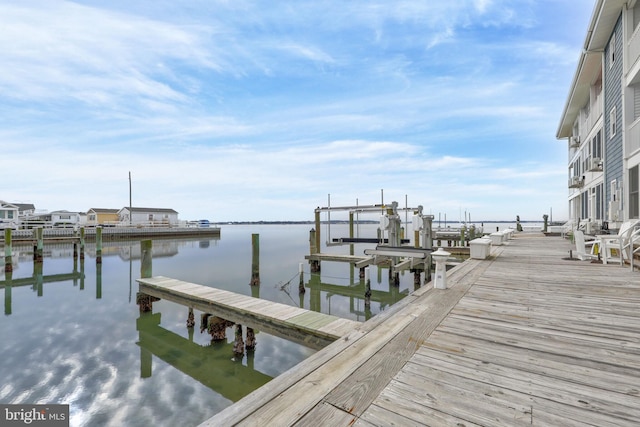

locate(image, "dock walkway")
[[202, 233, 640, 426], [137, 277, 360, 350]]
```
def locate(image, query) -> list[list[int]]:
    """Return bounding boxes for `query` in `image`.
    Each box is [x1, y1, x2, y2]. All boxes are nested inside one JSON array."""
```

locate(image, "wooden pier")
[[136, 277, 361, 350], [201, 233, 640, 426]]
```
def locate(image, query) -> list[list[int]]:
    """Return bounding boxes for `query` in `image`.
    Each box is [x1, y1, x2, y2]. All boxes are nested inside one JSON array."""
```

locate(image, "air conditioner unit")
[[569, 136, 580, 147], [589, 157, 603, 171], [568, 176, 584, 188]]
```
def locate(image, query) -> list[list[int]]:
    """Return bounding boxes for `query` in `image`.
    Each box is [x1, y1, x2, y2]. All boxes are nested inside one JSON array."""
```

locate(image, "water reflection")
[[136, 311, 272, 402], [0, 225, 416, 426]]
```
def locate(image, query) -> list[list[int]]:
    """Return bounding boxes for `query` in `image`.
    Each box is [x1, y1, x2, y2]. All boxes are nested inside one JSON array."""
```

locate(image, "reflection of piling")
[[34, 262, 43, 296], [96, 262, 102, 299], [79, 227, 85, 260], [141, 240, 152, 278], [298, 262, 305, 294], [364, 267, 371, 309], [309, 228, 320, 272], [246, 327, 256, 351], [187, 307, 195, 328], [4, 272, 12, 315], [96, 227, 103, 264], [4, 229, 12, 272], [250, 234, 260, 286]]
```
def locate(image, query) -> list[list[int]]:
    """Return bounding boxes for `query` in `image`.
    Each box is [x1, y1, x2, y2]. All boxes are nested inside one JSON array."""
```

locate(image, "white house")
[[0, 201, 19, 229], [50, 210, 82, 227], [118, 207, 179, 227]]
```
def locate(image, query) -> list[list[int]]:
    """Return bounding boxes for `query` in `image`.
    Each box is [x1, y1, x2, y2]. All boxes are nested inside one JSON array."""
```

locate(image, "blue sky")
[[1, 0, 594, 222]]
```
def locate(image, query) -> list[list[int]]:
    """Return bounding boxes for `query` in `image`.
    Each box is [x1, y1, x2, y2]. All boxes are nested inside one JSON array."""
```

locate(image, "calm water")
[[1, 224, 423, 427]]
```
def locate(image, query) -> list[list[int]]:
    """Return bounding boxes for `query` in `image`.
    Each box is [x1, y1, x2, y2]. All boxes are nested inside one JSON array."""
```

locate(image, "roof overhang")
[[556, 0, 625, 139]]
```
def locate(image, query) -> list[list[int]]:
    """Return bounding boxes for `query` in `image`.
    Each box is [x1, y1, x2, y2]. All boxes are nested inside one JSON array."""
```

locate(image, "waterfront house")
[[13, 203, 36, 218], [118, 207, 179, 227], [50, 210, 81, 227], [557, 0, 640, 232], [0, 201, 19, 229], [86, 208, 120, 227]]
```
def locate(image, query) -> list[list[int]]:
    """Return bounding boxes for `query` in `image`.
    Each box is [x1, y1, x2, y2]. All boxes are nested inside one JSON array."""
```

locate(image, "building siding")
[[604, 13, 624, 219]]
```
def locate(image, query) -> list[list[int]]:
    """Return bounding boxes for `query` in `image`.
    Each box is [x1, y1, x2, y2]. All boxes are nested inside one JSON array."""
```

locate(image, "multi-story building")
[[558, 0, 640, 231]]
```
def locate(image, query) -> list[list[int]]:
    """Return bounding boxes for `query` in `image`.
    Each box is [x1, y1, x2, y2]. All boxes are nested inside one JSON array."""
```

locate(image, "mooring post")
[[35, 227, 43, 263], [349, 211, 355, 256], [309, 228, 320, 272], [4, 228, 12, 273], [298, 262, 305, 294], [250, 233, 260, 286], [432, 248, 450, 289], [136, 240, 159, 312], [314, 209, 321, 256], [96, 226, 103, 264]]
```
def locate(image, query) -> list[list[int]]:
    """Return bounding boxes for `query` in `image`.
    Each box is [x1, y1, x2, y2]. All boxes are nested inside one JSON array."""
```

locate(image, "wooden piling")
[[96, 262, 102, 299], [309, 228, 320, 272], [34, 227, 43, 262], [250, 234, 260, 286], [364, 267, 371, 309], [4, 228, 12, 273], [298, 262, 305, 294]]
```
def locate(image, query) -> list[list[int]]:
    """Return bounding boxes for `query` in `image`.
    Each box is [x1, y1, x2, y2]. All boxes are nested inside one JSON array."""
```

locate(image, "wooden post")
[[250, 234, 260, 286], [314, 210, 321, 256], [208, 316, 231, 341], [136, 240, 157, 312], [4, 228, 12, 273], [349, 211, 354, 256], [309, 228, 320, 272], [414, 229, 420, 249], [35, 227, 44, 262], [96, 226, 103, 264], [298, 262, 305, 294]]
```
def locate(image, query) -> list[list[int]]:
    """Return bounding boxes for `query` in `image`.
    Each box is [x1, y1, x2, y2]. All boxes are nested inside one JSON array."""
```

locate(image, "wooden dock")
[[136, 277, 360, 350], [201, 233, 640, 426]]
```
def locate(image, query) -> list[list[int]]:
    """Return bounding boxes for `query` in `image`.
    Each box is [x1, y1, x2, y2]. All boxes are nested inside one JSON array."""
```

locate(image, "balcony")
[[568, 176, 584, 188]]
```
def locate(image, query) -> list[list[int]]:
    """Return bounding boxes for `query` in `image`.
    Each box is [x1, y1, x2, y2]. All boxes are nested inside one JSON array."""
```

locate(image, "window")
[[8, 211, 13, 219], [581, 191, 589, 218], [596, 183, 603, 220], [631, 166, 639, 219], [148, 214, 154, 221], [610, 107, 617, 138], [592, 129, 602, 159], [609, 33, 616, 68]]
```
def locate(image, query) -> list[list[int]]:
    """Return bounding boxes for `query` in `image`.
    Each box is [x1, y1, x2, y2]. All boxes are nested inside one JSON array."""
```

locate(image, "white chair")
[[630, 227, 640, 272], [573, 230, 598, 261], [596, 220, 640, 266]]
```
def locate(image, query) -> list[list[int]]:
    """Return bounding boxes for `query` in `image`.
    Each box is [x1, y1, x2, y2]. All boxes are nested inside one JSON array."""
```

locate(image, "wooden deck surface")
[[201, 234, 640, 426], [137, 277, 360, 350]]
